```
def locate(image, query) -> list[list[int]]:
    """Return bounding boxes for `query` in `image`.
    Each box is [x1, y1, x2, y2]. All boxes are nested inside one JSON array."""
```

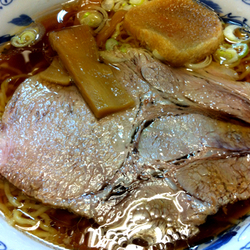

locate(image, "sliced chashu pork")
[[95, 112, 250, 244], [102, 48, 250, 123], [0, 74, 143, 217], [91, 176, 216, 247], [137, 113, 250, 165], [1, 49, 250, 247], [175, 155, 250, 207]]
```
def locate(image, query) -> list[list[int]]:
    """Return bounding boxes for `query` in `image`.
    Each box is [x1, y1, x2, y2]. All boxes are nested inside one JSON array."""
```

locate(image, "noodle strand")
[[4, 181, 23, 208]]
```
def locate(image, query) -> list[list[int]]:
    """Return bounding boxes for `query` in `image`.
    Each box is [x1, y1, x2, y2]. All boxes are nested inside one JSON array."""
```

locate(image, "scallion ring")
[[213, 45, 239, 64], [184, 55, 212, 69], [11, 31, 37, 47], [78, 10, 103, 28], [11, 23, 45, 48], [119, 43, 131, 53], [232, 43, 249, 59], [101, 0, 114, 11], [224, 24, 250, 43], [105, 38, 119, 50]]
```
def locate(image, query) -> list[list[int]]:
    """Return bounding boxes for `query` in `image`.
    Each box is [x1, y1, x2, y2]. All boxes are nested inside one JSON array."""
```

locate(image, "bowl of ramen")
[[1, 0, 250, 249]]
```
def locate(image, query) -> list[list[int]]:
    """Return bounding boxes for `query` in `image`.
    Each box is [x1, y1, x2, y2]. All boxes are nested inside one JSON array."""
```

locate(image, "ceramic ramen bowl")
[[1, 0, 250, 250]]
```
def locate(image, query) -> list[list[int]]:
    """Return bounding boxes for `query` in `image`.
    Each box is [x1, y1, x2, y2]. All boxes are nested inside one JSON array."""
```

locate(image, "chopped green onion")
[[224, 25, 241, 43], [119, 44, 131, 53], [101, 0, 114, 11], [105, 38, 119, 50], [185, 55, 212, 69], [120, 46, 127, 53], [213, 45, 239, 65], [79, 11, 103, 28], [232, 43, 249, 59], [11, 31, 36, 47], [83, 12, 91, 18], [122, 3, 132, 10], [224, 24, 250, 43], [11, 23, 45, 48]]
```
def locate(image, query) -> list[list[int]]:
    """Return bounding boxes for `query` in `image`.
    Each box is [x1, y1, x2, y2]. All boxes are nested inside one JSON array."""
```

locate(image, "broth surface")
[[1, 1, 250, 250], [1, 178, 250, 250]]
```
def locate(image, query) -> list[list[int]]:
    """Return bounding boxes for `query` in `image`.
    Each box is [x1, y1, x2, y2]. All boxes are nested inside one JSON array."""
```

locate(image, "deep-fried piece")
[[124, 0, 223, 66]]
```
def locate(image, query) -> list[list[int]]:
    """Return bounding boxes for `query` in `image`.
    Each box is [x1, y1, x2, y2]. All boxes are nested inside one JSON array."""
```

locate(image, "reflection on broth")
[[0, 178, 95, 249], [1, 0, 250, 249], [1, 178, 250, 249]]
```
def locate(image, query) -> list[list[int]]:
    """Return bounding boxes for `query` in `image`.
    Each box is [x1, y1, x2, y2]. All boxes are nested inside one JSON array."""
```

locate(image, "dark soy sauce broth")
[[1, 3, 250, 250]]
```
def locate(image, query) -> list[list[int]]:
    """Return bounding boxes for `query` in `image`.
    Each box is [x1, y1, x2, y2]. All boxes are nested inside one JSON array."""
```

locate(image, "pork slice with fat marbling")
[[87, 175, 217, 248], [2, 47, 250, 248], [175, 155, 250, 207], [136, 113, 250, 165], [0, 74, 142, 217], [102, 48, 250, 124], [80, 108, 250, 247]]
